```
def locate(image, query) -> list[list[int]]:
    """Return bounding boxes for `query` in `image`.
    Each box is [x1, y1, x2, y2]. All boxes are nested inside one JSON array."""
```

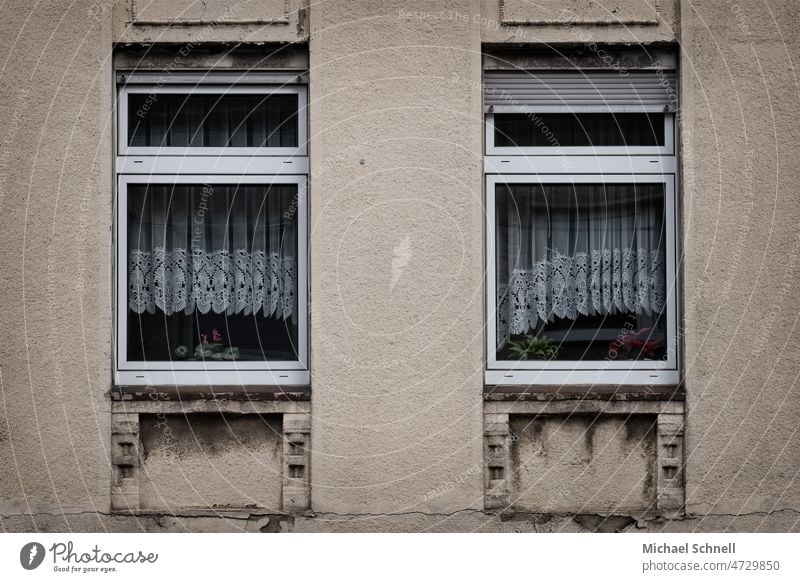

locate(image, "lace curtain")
[[496, 183, 666, 346], [128, 184, 297, 320]]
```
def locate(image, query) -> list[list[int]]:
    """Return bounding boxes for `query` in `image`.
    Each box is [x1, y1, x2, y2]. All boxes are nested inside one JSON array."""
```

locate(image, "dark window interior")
[[128, 92, 299, 148], [494, 112, 665, 148]]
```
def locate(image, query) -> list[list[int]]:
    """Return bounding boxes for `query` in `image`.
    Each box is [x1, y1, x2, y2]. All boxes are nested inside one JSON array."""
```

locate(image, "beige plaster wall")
[[679, 0, 800, 519], [0, 0, 113, 525], [480, 0, 677, 44], [112, 0, 309, 44], [307, 0, 486, 517]]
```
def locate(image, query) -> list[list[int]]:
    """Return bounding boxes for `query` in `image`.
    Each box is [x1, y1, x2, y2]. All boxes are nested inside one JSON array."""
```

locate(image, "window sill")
[[484, 384, 683, 402], [111, 384, 311, 402]]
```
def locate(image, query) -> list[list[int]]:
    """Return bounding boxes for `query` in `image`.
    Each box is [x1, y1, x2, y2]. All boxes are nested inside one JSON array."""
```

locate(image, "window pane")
[[495, 183, 667, 362], [127, 183, 299, 362], [493, 113, 664, 147], [128, 93, 299, 148]]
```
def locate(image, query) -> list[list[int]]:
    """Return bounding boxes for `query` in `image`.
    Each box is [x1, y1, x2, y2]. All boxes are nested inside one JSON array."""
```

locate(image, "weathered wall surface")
[[480, 0, 677, 44], [307, 0, 485, 518], [679, 0, 800, 520], [0, 0, 798, 533], [0, 0, 113, 527], [510, 415, 657, 514], [112, 0, 309, 43], [138, 414, 283, 511]]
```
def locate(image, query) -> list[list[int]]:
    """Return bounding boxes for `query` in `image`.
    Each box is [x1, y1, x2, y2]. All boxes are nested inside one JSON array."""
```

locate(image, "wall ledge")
[[485, 384, 683, 402], [111, 385, 311, 402]]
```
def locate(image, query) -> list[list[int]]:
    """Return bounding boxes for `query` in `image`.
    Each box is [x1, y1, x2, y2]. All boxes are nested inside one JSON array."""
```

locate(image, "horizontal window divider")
[[487, 363, 677, 371], [118, 361, 307, 371], [484, 157, 677, 174], [116, 156, 309, 175], [115, 371, 311, 387], [485, 370, 681, 386], [120, 148, 308, 157]]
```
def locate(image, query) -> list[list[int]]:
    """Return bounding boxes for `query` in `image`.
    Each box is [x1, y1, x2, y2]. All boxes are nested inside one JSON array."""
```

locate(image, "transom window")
[[115, 72, 308, 386], [485, 68, 679, 386]]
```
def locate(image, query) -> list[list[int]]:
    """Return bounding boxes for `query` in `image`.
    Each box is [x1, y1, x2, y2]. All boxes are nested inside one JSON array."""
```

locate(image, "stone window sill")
[[484, 384, 683, 402], [112, 384, 311, 402]]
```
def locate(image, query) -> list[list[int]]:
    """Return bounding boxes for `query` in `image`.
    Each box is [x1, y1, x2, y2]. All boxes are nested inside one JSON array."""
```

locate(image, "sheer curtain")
[[127, 184, 297, 321], [496, 183, 666, 347]]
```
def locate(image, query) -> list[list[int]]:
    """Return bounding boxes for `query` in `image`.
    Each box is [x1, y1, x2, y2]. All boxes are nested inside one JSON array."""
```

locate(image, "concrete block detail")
[[282, 412, 312, 512], [484, 413, 512, 510], [110, 413, 140, 511], [656, 412, 685, 511]]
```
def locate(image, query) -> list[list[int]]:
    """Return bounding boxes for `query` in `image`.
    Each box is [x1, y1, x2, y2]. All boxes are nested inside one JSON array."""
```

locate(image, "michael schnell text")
[[643, 543, 736, 554]]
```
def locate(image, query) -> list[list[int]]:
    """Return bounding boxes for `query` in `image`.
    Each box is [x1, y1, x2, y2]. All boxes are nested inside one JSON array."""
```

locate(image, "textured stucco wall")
[[0, 0, 798, 533], [679, 0, 800, 520], [307, 0, 485, 518], [112, 0, 309, 44], [0, 0, 113, 527], [480, 0, 677, 44]]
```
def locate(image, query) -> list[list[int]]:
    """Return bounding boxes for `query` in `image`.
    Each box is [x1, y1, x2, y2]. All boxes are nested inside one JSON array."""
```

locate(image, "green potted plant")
[[506, 334, 559, 360]]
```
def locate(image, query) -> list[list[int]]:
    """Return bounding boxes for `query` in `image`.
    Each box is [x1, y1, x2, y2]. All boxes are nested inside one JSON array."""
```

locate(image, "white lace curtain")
[[496, 184, 666, 346], [128, 184, 297, 320]]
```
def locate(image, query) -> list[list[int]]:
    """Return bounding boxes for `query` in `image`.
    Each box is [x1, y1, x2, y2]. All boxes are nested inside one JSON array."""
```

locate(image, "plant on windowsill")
[[174, 328, 240, 361], [507, 334, 559, 361]]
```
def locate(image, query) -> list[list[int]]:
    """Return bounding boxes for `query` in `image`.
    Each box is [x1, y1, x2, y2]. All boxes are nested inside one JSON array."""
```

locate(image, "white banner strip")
[[1, 533, 798, 581]]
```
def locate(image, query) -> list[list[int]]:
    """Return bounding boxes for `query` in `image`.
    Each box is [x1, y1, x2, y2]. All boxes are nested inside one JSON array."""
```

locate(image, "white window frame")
[[485, 108, 679, 387], [114, 74, 309, 387], [118, 84, 308, 158]]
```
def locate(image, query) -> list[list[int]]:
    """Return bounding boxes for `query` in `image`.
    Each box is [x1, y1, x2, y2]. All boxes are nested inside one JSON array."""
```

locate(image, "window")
[[115, 72, 308, 386], [485, 69, 679, 385]]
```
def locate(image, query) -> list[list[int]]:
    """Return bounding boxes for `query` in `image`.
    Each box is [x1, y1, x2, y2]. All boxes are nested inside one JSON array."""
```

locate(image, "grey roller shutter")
[[484, 70, 677, 113]]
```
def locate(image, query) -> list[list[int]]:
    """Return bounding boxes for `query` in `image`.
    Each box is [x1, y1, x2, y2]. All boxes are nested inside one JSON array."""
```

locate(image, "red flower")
[[610, 327, 662, 359]]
